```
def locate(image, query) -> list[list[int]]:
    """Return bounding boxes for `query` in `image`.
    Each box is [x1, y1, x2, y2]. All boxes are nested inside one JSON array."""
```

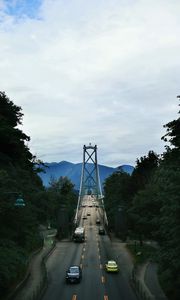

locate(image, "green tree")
[[129, 99, 180, 299], [155, 100, 180, 299], [0, 92, 44, 298], [130, 150, 159, 195], [128, 174, 161, 244], [47, 176, 77, 236], [0, 92, 33, 166], [103, 171, 131, 234]]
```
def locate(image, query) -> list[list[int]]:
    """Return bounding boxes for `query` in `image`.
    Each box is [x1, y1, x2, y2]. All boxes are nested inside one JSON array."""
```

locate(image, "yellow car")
[[105, 260, 119, 273]]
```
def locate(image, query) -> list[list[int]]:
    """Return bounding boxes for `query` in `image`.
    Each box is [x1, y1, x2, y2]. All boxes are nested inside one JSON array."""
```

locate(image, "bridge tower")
[[80, 144, 102, 198], [74, 144, 103, 224]]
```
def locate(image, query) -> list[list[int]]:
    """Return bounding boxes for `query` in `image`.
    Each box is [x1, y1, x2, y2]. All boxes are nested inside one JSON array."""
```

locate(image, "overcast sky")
[[0, 0, 179, 167]]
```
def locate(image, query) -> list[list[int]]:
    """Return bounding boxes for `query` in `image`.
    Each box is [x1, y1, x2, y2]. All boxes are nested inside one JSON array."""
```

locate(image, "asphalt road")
[[42, 196, 138, 300]]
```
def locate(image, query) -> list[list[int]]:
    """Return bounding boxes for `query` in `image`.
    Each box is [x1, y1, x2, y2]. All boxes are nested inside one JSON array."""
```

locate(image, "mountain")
[[38, 161, 134, 189], [117, 164, 135, 174]]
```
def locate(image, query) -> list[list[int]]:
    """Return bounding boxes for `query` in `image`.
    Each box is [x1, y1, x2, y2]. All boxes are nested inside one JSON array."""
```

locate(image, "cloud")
[[0, 0, 180, 166]]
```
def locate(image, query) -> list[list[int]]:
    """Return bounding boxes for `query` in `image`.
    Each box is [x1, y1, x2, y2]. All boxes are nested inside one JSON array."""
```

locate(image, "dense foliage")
[[103, 100, 180, 300], [0, 92, 77, 298]]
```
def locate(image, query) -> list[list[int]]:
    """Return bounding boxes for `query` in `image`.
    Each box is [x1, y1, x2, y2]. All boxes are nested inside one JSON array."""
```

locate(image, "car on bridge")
[[105, 260, 119, 273], [98, 226, 105, 235], [96, 218, 101, 224], [66, 266, 82, 283]]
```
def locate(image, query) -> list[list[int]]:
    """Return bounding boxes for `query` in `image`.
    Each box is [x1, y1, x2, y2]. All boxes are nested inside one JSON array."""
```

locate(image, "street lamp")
[[14, 194, 26, 207], [2, 192, 26, 207]]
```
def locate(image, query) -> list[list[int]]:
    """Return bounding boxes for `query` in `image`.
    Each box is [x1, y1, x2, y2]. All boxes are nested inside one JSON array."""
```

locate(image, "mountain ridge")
[[39, 161, 134, 189]]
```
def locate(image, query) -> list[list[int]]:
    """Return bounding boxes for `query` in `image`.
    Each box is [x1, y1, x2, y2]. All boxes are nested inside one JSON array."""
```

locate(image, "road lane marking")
[[83, 247, 86, 252], [81, 255, 84, 259], [99, 255, 101, 259], [100, 264, 103, 269], [104, 296, 108, 300], [80, 263, 83, 269], [72, 295, 77, 300], [101, 276, 105, 283]]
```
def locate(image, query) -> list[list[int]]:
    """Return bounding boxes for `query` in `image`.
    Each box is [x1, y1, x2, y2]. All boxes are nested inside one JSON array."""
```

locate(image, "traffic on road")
[[42, 195, 138, 300]]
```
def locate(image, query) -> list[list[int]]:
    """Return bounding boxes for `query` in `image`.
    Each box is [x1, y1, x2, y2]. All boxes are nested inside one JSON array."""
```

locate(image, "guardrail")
[[26, 241, 56, 300]]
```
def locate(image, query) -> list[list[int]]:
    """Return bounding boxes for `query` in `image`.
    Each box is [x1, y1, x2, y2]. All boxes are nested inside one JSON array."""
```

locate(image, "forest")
[[0, 92, 77, 299], [103, 99, 180, 299]]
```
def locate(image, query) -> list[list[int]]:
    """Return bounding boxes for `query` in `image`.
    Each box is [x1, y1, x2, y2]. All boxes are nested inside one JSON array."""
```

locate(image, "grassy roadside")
[[126, 242, 178, 299], [126, 241, 158, 265]]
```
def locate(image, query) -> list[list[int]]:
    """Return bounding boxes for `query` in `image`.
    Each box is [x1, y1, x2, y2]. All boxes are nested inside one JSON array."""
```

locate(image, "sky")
[[0, 0, 180, 167]]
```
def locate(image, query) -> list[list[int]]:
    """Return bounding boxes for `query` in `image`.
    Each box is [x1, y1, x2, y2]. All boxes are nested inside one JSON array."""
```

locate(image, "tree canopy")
[[0, 92, 78, 298], [103, 99, 180, 300]]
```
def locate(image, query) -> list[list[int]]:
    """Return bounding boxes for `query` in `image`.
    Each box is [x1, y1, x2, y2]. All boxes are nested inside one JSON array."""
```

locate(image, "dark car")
[[66, 266, 82, 283], [96, 218, 101, 225], [99, 226, 105, 235]]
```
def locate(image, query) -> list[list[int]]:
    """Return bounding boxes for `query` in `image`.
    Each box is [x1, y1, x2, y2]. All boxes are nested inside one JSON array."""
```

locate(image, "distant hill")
[[38, 161, 134, 189]]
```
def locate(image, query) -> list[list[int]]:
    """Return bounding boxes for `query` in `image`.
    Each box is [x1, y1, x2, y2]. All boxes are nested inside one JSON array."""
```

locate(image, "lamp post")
[[14, 194, 26, 207], [0, 191, 26, 247], [1, 192, 26, 207]]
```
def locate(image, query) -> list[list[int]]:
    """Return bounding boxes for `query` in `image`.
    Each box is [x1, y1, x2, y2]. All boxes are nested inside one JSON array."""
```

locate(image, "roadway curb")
[[38, 242, 57, 300], [144, 262, 168, 300], [131, 260, 169, 300]]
